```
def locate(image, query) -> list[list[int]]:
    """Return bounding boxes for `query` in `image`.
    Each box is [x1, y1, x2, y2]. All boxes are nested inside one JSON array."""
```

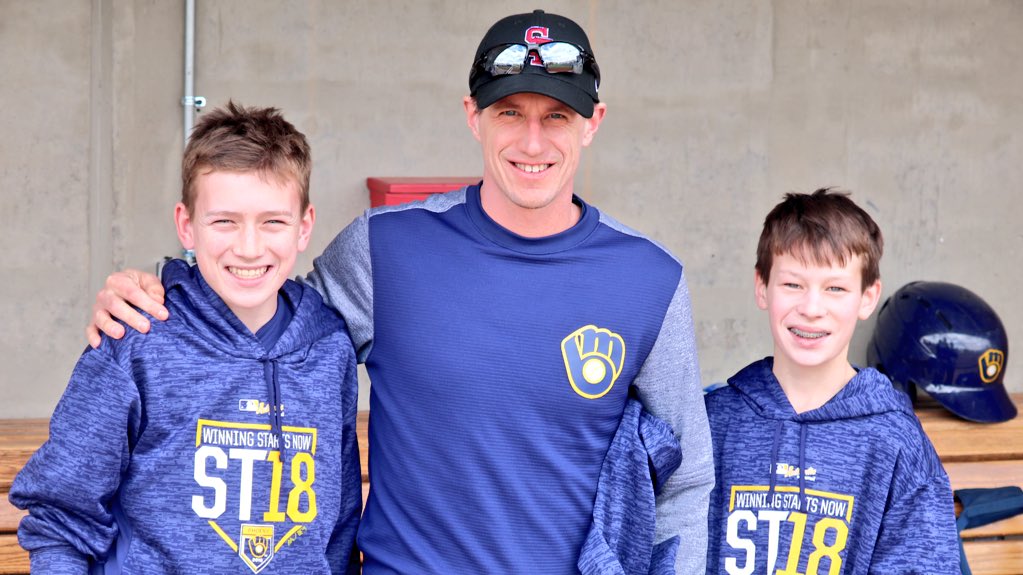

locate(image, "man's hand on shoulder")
[[87, 269, 169, 348]]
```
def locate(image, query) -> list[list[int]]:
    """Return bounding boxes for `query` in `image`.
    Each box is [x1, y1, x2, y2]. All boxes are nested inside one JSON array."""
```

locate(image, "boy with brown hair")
[[10, 102, 361, 573], [704, 188, 959, 573]]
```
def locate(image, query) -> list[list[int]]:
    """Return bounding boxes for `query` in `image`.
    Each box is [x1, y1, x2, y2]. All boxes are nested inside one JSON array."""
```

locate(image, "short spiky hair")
[[755, 188, 884, 290], [181, 100, 311, 214]]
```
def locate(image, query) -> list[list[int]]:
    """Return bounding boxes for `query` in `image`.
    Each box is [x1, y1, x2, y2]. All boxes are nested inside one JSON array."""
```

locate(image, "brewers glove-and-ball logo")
[[561, 325, 626, 399], [979, 348, 1005, 383]]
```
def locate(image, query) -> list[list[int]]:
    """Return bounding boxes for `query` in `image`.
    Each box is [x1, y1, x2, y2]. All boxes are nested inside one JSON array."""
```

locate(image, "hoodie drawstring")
[[263, 359, 285, 461], [768, 421, 783, 500], [768, 421, 809, 513], [798, 423, 808, 513]]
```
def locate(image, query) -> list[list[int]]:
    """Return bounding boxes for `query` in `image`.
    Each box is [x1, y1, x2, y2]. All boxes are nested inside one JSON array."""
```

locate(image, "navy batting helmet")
[[867, 281, 1016, 423]]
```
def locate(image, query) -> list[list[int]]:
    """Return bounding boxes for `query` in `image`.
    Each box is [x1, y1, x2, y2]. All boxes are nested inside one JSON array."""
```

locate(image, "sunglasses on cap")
[[472, 42, 600, 86]]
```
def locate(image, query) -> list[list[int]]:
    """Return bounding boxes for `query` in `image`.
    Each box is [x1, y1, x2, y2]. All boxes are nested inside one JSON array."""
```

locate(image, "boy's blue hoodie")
[[705, 357, 959, 574], [10, 260, 361, 574]]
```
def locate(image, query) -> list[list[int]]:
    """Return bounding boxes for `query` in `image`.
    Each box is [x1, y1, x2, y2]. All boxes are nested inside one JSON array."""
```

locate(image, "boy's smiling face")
[[175, 169, 314, 332], [756, 251, 881, 380]]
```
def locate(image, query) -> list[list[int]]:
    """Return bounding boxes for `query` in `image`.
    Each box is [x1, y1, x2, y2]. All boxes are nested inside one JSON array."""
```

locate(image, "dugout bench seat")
[[1, 399, 1021, 574], [916, 394, 1023, 574]]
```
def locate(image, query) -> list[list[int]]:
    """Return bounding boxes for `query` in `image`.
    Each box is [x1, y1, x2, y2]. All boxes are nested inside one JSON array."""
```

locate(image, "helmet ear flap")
[[867, 281, 1016, 423]]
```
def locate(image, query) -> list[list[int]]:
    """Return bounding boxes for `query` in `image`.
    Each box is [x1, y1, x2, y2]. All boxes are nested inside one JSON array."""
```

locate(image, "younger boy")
[[10, 102, 361, 574], [704, 189, 959, 573]]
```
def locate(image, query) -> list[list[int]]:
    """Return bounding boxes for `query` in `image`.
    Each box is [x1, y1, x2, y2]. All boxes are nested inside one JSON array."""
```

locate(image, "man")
[[88, 10, 713, 574]]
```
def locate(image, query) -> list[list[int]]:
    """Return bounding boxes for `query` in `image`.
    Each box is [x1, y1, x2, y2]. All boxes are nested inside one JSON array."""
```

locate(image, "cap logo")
[[524, 26, 552, 68], [978, 348, 1005, 383]]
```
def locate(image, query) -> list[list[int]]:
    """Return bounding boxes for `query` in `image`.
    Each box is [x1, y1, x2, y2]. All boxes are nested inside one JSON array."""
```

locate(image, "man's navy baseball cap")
[[469, 10, 600, 118]]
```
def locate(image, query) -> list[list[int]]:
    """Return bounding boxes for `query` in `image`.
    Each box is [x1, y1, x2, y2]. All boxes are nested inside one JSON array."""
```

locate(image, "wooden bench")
[[2, 398, 1021, 573], [0, 419, 46, 575], [917, 393, 1023, 574]]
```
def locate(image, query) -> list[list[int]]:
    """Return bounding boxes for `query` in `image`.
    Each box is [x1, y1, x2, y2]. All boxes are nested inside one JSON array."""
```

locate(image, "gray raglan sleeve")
[[302, 213, 375, 363], [633, 268, 714, 575]]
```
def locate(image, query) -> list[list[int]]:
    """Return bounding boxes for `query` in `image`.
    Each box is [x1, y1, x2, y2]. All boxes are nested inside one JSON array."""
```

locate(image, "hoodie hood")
[[160, 259, 345, 456], [727, 356, 914, 423], [724, 357, 915, 514], [161, 259, 343, 361]]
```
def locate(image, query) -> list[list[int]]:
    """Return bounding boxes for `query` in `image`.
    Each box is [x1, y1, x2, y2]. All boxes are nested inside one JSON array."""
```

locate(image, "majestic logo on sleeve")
[[192, 419, 319, 573], [561, 325, 626, 399]]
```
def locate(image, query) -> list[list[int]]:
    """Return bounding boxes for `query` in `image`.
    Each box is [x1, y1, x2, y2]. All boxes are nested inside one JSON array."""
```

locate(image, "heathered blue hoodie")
[[705, 357, 959, 574], [578, 397, 683, 575], [10, 260, 361, 574]]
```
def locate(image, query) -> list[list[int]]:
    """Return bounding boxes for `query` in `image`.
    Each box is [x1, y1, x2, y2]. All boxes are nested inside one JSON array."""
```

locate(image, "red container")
[[367, 177, 481, 207]]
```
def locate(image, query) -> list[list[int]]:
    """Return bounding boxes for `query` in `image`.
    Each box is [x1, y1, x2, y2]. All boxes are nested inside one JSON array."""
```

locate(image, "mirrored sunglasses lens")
[[490, 45, 527, 75], [539, 42, 583, 73]]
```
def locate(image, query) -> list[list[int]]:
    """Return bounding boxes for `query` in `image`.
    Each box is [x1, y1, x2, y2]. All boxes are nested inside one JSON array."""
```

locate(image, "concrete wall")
[[2, 0, 1021, 418]]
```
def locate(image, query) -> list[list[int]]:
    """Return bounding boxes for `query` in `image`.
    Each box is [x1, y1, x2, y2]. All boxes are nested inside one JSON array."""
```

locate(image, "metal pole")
[[182, 0, 204, 147]]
